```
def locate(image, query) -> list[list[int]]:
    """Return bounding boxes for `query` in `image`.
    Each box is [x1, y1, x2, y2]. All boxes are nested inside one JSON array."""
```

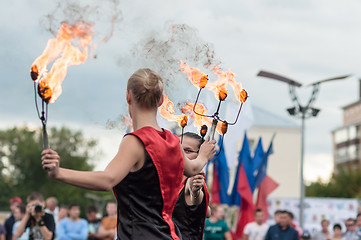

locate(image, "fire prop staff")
[[30, 22, 94, 149], [180, 61, 248, 142]]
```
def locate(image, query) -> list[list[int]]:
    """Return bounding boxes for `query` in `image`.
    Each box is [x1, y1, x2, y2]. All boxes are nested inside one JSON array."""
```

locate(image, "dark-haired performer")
[[42, 68, 216, 240], [172, 132, 211, 240]]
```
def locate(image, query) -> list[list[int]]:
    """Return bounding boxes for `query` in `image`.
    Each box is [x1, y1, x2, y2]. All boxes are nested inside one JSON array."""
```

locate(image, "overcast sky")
[[1, 0, 361, 182]]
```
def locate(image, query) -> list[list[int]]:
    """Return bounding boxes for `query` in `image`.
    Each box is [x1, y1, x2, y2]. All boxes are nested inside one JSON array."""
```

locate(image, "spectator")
[[86, 205, 101, 240], [313, 219, 331, 240], [45, 197, 59, 223], [55, 206, 68, 227], [13, 192, 55, 240], [204, 205, 232, 240], [5, 197, 23, 240], [0, 224, 5, 240], [57, 203, 88, 240], [331, 224, 345, 240], [356, 213, 361, 239], [97, 202, 117, 240], [273, 210, 282, 224], [343, 218, 358, 240], [242, 209, 269, 240], [301, 230, 312, 240], [11, 204, 28, 240], [286, 211, 302, 237], [265, 210, 299, 240]]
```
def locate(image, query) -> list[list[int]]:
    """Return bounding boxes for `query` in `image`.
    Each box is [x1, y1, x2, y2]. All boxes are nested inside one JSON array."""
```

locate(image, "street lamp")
[[257, 70, 351, 229]]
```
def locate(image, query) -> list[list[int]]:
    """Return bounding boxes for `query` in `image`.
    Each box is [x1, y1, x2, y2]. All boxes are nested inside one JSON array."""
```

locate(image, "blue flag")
[[254, 139, 273, 189], [230, 133, 251, 206]]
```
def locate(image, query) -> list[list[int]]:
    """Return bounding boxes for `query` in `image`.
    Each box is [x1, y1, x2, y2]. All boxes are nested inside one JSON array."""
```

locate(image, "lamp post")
[[257, 70, 351, 229]]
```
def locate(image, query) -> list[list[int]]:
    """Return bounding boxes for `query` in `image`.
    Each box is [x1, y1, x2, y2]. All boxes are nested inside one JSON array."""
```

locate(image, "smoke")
[[118, 22, 221, 93], [40, 0, 122, 43]]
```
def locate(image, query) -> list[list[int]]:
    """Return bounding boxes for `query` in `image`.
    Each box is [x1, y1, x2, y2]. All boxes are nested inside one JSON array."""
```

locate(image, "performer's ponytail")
[[127, 68, 164, 109]]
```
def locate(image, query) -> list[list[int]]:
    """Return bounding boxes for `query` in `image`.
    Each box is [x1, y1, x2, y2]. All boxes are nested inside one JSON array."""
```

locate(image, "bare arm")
[[242, 234, 249, 240], [42, 135, 144, 191], [183, 139, 216, 177], [14, 205, 31, 238]]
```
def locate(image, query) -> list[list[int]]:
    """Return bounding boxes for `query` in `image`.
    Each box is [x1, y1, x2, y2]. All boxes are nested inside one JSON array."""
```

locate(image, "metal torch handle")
[[209, 119, 218, 140], [42, 123, 49, 149]]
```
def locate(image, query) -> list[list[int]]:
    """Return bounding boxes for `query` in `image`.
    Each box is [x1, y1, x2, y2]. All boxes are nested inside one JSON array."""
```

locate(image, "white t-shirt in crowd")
[[243, 221, 269, 240]]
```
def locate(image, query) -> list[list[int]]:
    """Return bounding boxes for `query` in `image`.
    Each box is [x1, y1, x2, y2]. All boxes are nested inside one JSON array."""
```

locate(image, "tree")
[[306, 166, 361, 198], [0, 126, 114, 213]]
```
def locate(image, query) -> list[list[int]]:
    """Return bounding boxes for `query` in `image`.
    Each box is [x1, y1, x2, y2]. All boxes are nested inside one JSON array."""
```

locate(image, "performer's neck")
[[131, 108, 161, 132]]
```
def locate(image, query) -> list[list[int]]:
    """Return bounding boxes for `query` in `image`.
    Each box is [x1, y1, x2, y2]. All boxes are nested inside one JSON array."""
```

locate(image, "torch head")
[[218, 88, 228, 101], [221, 121, 228, 135], [200, 125, 208, 137], [31, 65, 39, 81], [180, 115, 188, 128], [240, 89, 248, 103], [38, 82, 52, 104], [199, 75, 208, 89]]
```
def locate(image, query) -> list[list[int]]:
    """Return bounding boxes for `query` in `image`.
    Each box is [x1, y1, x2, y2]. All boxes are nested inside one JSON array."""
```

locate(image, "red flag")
[[211, 168, 221, 205], [256, 175, 279, 222], [234, 163, 255, 239]]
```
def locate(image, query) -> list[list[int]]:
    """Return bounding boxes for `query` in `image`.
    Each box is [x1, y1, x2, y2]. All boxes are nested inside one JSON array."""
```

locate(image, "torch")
[[30, 22, 94, 150], [180, 115, 188, 143], [31, 65, 50, 149]]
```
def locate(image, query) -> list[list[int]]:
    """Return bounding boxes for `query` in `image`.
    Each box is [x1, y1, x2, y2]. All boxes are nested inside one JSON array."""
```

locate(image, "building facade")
[[332, 100, 361, 170]]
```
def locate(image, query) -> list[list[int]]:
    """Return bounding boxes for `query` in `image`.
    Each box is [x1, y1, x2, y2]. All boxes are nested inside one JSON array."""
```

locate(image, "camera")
[[34, 204, 43, 213]]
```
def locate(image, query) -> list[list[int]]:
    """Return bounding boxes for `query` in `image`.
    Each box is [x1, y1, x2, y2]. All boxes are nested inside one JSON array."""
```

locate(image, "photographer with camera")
[[13, 192, 55, 240]]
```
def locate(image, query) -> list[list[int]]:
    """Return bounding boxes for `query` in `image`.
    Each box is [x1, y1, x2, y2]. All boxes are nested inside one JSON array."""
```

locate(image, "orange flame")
[[220, 121, 228, 135], [240, 89, 248, 103], [180, 61, 208, 89], [180, 102, 224, 134], [218, 88, 228, 101], [31, 22, 94, 103], [159, 94, 188, 127]]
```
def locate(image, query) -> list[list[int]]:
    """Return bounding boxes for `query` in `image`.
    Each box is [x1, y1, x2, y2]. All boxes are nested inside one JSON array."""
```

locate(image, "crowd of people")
[[241, 209, 361, 240], [0, 194, 118, 240]]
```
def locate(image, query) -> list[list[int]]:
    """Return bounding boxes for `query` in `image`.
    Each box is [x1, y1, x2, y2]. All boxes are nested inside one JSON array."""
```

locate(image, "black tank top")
[[172, 178, 207, 240], [113, 151, 182, 240]]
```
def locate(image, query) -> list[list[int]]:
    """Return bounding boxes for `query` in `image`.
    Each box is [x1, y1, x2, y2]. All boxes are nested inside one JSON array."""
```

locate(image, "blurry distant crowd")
[[1, 192, 361, 240], [0, 193, 117, 240]]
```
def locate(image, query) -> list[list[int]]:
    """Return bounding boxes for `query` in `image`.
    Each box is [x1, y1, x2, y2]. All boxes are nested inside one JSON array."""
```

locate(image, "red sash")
[[129, 127, 184, 240]]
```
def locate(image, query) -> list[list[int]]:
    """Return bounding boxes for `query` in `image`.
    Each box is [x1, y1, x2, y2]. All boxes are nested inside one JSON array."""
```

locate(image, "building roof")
[[252, 105, 299, 128], [342, 99, 361, 109]]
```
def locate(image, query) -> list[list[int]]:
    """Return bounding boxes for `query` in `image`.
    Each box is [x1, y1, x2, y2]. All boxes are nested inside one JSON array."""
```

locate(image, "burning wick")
[[200, 125, 208, 141], [180, 115, 188, 144]]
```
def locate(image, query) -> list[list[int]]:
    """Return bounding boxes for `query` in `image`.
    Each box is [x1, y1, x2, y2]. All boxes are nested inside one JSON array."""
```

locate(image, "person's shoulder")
[[44, 213, 55, 222]]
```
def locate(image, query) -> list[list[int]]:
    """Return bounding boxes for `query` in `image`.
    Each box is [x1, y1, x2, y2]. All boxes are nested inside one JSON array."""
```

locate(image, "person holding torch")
[[41, 68, 216, 240]]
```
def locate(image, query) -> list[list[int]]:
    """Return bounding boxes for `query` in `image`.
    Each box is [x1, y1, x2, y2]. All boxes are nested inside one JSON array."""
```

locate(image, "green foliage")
[[306, 166, 361, 198], [0, 126, 113, 214]]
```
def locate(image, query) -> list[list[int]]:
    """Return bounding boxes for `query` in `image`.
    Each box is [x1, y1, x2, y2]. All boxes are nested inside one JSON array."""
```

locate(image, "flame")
[[181, 102, 224, 134], [31, 22, 94, 103], [159, 94, 188, 127], [122, 115, 133, 132], [180, 61, 208, 89]]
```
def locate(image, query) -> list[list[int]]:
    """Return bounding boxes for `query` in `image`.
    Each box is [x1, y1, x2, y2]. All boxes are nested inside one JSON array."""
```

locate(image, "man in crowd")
[[242, 209, 269, 240], [265, 210, 299, 240], [85, 205, 102, 240], [300, 230, 312, 240], [273, 210, 282, 224], [12, 204, 28, 240], [313, 219, 331, 240], [356, 213, 361, 239], [5, 197, 23, 240], [343, 218, 358, 240], [204, 205, 232, 240], [57, 203, 88, 240], [97, 202, 117, 240], [13, 192, 55, 240], [44, 197, 59, 223]]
